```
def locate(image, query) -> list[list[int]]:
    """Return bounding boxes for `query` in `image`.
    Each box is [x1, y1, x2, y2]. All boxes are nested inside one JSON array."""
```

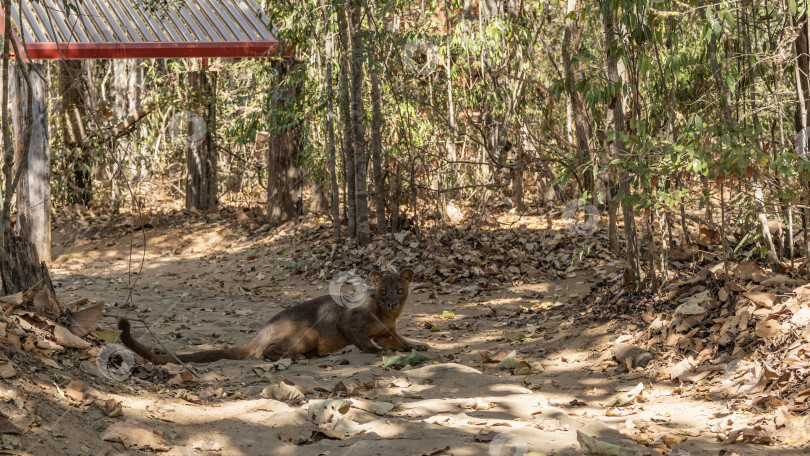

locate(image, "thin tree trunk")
[[323, 1, 341, 238], [753, 180, 783, 269], [790, 11, 810, 272], [369, 61, 386, 234], [59, 60, 93, 205], [348, 0, 370, 243], [602, 0, 639, 288], [514, 148, 525, 212], [337, 3, 356, 238], [184, 70, 218, 211], [562, 0, 593, 197]]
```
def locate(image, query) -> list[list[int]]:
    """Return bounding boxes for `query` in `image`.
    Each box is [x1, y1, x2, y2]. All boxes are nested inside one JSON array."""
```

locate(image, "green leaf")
[[382, 349, 431, 368], [91, 329, 122, 344], [441, 310, 455, 319], [712, 20, 722, 37], [789, 0, 797, 15]]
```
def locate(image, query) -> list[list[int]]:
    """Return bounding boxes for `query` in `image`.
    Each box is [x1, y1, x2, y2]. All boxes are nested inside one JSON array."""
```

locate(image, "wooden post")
[[10, 63, 50, 264], [184, 70, 218, 211]]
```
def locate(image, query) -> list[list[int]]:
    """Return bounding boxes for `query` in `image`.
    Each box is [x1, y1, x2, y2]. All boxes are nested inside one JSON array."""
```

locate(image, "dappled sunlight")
[[0, 210, 784, 455]]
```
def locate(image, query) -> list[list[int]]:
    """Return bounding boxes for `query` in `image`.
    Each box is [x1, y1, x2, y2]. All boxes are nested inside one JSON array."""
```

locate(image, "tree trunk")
[[753, 179, 784, 269], [562, 0, 593, 197], [184, 70, 218, 211], [607, 166, 619, 252], [113, 60, 142, 116], [337, 3, 356, 238], [1, 0, 13, 240], [0, 234, 55, 297], [11, 64, 50, 264], [111, 59, 141, 207], [369, 61, 386, 234], [59, 60, 93, 205], [266, 60, 304, 225], [791, 11, 810, 271], [324, 0, 341, 238], [602, 0, 639, 288], [349, 0, 370, 243], [514, 148, 525, 212]]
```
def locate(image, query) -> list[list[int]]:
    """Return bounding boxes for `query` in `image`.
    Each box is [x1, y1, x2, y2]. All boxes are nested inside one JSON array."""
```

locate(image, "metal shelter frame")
[[1, 0, 283, 60]]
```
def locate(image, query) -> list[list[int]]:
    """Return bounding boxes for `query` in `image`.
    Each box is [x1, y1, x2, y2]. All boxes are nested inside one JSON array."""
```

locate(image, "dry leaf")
[[0, 362, 17, 379], [262, 380, 305, 401], [54, 325, 91, 349], [174, 389, 201, 404], [100, 421, 170, 451], [613, 343, 654, 369], [168, 371, 196, 386], [663, 433, 688, 446], [726, 426, 773, 444], [775, 408, 810, 445], [716, 360, 765, 397], [496, 350, 519, 369], [103, 399, 124, 417], [577, 430, 621, 455], [727, 281, 748, 292], [606, 407, 636, 417], [670, 358, 694, 382], [605, 383, 644, 407], [0, 292, 23, 311], [675, 299, 707, 316], [32, 289, 60, 320], [65, 380, 86, 402], [733, 262, 769, 282], [479, 350, 511, 363], [308, 399, 365, 439], [744, 292, 776, 308], [69, 302, 104, 337], [754, 320, 784, 339], [332, 380, 362, 396], [460, 398, 494, 410]]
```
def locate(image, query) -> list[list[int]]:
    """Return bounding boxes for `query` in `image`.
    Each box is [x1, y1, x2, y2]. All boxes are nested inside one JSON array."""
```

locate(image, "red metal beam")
[[0, 4, 30, 63], [0, 4, 292, 61], [16, 41, 287, 60]]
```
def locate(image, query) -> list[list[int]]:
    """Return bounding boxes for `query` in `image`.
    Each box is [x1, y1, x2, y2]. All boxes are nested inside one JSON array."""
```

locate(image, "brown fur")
[[117, 269, 427, 364]]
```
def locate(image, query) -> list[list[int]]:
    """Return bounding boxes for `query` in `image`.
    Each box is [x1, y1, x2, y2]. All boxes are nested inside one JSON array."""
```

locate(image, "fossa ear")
[[369, 271, 384, 285], [398, 268, 414, 283]]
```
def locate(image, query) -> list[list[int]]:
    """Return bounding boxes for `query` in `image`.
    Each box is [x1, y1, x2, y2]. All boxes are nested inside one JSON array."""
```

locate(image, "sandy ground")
[[2, 217, 806, 456]]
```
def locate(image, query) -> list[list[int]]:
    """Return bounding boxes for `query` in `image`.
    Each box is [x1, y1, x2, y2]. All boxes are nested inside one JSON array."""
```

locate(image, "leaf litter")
[[1, 208, 807, 454]]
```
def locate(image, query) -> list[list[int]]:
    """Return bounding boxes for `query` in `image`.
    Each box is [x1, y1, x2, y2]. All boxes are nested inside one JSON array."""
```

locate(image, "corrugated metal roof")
[[3, 0, 282, 60]]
